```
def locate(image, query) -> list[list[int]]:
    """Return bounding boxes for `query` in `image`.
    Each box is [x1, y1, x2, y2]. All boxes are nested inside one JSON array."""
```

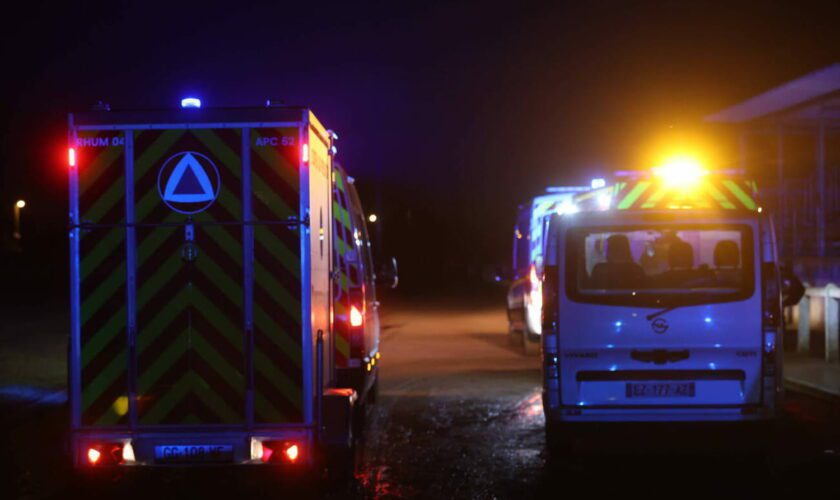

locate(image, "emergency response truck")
[[539, 164, 804, 448], [508, 187, 591, 354], [67, 100, 376, 478]]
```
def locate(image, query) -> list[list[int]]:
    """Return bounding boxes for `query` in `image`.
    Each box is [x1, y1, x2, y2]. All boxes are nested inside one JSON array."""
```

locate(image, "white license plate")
[[154, 444, 234, 463], [626, 382, 696, 398]]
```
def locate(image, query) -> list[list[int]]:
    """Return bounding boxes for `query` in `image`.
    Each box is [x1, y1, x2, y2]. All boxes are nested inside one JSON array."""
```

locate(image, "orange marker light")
[[349, 305, 363, 327]]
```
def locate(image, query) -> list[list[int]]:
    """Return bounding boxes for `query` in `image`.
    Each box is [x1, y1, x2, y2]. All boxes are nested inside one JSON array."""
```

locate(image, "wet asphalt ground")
[[2, 294, 840, 499]]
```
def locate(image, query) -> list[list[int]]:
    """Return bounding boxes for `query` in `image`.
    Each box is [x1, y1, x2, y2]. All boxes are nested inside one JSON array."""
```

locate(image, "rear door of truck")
[[70, 111, 311, 440]]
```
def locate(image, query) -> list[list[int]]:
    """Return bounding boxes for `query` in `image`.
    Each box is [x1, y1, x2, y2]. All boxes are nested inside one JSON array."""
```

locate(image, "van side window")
[[346, 181, 376, 302], [513, 206, 531, 278]]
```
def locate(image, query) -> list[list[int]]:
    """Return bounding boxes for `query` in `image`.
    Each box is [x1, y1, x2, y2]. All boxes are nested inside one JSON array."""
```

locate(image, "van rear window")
[[565, 225, 754, 306]]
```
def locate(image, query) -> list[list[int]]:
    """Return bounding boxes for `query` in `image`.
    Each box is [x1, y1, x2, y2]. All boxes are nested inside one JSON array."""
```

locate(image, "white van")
[[540, 175, 803, 446], [507, 187, 590, 354]]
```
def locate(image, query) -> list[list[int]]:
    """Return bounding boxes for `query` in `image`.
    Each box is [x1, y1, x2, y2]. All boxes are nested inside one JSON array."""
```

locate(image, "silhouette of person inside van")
[[590, 234, 645, 288]]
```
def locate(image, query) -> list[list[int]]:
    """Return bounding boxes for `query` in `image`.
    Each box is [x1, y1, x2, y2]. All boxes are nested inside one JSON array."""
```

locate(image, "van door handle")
[[631, 349, 689, 365]]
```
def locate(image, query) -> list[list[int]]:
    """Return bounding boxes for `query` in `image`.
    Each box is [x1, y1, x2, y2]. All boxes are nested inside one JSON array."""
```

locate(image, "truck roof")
[[71, 106, 315, 129]]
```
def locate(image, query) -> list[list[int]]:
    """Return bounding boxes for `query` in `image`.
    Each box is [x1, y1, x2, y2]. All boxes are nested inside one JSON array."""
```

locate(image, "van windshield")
[[566, 224, 754, 306]]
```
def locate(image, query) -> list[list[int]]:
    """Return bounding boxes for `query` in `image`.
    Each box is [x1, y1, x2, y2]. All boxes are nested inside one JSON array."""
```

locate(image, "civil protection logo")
[[157, 152, 221, 214]]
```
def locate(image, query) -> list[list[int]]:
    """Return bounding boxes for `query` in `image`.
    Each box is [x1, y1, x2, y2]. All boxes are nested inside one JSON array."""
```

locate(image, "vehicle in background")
[[332, 164, 397, 425], [67, 100, 373, 480], [540, 166, 804, 448], [507, 185, 592, 354]]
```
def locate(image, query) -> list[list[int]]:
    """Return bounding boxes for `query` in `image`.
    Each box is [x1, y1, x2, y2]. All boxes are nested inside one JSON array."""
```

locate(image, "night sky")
[[2, 0, 840, 295]]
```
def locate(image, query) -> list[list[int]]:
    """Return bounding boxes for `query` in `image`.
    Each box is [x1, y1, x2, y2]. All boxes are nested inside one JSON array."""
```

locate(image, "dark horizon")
[[3, 0, 840, 296]]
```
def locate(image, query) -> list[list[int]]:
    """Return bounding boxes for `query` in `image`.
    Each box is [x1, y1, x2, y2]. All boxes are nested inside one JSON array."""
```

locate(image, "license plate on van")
[[626, 382, 695, 398], [155, 444, 234, 463]]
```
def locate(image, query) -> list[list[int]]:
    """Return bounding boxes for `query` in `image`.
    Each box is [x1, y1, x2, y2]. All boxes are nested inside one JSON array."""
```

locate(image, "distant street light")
[[13, 199, 25, 240], [368, 214, 378, 223]]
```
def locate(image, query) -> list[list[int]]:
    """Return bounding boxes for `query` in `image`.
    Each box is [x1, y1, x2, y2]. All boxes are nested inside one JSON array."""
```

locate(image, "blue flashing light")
[[181, 97, 201, 109], [614, 321, 623, 329], [591, 178, 606, 189], [704, 316, 712, 324], [709, 362, 717, 370], [609, 365, 618, 372]]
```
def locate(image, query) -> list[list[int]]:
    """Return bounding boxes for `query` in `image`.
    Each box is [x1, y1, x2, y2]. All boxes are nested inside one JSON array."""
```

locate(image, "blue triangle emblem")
[[162, 153, 216, 203]]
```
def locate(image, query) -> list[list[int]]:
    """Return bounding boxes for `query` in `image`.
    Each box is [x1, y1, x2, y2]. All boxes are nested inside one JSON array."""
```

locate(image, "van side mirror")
[[486, 265, 512, 286], [376, 257, 399, 289], [780, 266, 805, 307]]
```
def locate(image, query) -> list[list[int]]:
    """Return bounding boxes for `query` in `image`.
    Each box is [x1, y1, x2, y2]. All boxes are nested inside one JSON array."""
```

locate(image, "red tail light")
[[68, 148, 76, 168], [258, 440, 302, 464], [302, 143, 309, 164], [350, 304, 363, 327], [84, 443, 125, 466], [284, 444, 299, 462], [86, 447, 101, 465]]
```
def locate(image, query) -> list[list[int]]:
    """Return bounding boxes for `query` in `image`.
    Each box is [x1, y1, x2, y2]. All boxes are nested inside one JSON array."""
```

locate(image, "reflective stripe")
[[610, 178, 758, 211], [616, 181, 650, 209], [722, 180, 757, 210]]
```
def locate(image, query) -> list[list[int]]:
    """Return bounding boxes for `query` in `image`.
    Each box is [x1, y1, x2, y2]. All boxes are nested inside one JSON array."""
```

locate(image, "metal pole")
[[316, 329, 324, 440], [825, 284, 839, 363], [816, 120, 826, 257], [776, 124, 785, 255], [798, 286, 811, 354], [13, 204, 20, 240]]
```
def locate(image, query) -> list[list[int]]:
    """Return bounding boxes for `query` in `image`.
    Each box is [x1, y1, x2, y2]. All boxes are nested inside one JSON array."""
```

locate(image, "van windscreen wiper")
[[646, 306, 678, 321]]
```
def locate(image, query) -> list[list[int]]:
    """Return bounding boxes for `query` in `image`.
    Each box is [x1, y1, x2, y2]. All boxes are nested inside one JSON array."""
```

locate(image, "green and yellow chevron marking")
[[612, 178, 759, 211], [130, 128, 247, 425], [77, 130, 129, 426], [251, 128, 304, 423]]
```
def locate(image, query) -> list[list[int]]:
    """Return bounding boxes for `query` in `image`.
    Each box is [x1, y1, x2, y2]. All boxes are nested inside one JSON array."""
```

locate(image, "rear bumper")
[[71, 427, 315, 469], [336, 364, 377, 402], [546, 404, 775, 423]]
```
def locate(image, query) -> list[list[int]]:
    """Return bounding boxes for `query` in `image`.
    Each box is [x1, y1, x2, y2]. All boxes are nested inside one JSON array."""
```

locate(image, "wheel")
[[521, 326, 540, 356], [545, 420, 574, 457], [507, 322, 521, 347], [325, 444, 356, 485], [367, 375, 379, 405], [352, 402, 365, 440]]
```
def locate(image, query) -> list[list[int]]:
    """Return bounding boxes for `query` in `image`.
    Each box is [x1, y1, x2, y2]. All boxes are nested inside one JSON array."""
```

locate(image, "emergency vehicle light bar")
[[545, 186, 590, 193]]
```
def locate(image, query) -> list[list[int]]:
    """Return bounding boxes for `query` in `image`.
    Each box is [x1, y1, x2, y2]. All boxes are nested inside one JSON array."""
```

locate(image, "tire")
[[507, 322, 521, 347], [521, 326, 540, 356], [352, 401, 366, 441], [545, 420, 575, 457], [367, 375, 379, 405], [325, 444, 356, 485]]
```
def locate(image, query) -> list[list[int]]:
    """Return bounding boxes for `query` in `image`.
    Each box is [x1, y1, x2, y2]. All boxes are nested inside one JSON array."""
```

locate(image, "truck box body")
[[68, 106, 339, 467]]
